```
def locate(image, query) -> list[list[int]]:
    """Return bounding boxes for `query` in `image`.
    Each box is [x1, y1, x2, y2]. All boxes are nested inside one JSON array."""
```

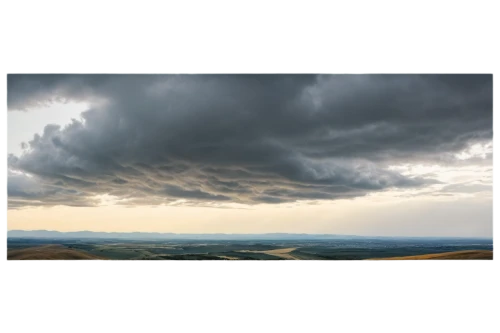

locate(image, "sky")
[[6, 74, 493, 237]]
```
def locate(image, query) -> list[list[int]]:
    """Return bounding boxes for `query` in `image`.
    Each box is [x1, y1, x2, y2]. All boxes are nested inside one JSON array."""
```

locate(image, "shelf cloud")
[[7, 74, 492, 208]]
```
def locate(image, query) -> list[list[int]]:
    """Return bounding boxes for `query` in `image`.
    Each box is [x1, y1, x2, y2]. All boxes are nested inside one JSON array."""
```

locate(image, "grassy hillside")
[[8, 245, 105, 260], [370, 250, 493, 260]]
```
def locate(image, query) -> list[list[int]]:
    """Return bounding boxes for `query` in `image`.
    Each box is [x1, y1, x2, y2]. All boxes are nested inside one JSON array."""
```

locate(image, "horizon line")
[[7, 229, 493, 239]]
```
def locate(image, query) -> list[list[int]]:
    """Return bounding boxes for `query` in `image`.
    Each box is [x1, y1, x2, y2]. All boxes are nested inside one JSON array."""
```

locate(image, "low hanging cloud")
[[7, 74, 492, 208]]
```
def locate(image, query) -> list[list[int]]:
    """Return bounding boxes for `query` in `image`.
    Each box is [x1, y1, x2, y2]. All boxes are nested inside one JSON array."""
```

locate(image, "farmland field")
[[7, 237, 493, 260]]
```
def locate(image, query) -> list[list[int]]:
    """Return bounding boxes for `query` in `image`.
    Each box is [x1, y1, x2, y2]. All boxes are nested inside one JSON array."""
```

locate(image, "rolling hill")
[[371, 250, 493, 260], [7, 245, 105, 260]]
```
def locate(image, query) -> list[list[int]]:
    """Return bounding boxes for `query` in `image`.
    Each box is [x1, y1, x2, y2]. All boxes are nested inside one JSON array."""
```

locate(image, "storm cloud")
[[7, 74, 492, 208]]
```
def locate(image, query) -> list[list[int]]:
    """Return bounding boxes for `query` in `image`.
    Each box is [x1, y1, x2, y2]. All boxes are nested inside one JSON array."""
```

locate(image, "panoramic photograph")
[[6, 74, 493, 260]]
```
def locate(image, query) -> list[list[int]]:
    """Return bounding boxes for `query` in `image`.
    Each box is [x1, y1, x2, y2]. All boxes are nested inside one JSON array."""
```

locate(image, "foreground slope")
[[372, 250, 493, 260], [8, 245, 105, 260]]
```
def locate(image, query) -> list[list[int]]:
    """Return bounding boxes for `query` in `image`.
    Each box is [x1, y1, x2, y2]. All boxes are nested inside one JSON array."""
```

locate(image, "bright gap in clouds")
[[384, 144, 492, 203], [455, 142, 493, 160], [7, 101, 89, 156]]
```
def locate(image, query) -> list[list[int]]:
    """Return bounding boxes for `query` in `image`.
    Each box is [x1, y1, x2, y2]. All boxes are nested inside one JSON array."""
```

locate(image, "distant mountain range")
[[7, 230, 491, 241]]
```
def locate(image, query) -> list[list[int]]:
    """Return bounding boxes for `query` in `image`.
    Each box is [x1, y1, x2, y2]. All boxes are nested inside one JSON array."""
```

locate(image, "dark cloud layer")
[[7, 74, 492, 208]]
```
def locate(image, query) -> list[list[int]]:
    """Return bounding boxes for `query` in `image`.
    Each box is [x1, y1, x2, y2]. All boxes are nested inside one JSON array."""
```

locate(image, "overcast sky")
[[7, 74, 493, 237]]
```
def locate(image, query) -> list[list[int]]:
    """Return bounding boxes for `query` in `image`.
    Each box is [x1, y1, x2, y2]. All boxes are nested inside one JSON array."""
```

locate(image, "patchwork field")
[[238, 247, 299, 259], [7, 237, 493, 260]]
